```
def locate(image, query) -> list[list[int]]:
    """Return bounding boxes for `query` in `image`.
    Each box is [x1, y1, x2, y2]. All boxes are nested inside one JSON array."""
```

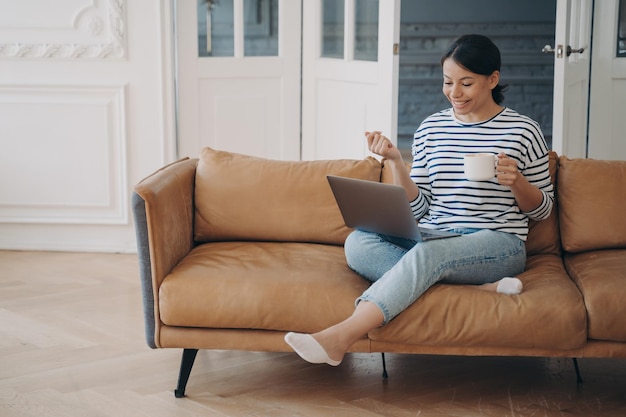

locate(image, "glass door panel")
[[244, 0, 279, 56], [355, 0, 379, 61], [198, 0, 279, 58], [198, 0, 234, 57], [322, 0, 345, 58]]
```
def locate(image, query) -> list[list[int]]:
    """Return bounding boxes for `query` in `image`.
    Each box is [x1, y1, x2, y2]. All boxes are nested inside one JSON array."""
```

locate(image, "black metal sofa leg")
[[381, 353, 389, 379], [174, 349, 199, 398], [572, 358, 584, 384]]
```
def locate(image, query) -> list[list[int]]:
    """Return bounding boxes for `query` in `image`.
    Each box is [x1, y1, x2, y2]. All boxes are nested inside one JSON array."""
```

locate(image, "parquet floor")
[[1, 250, 626, 416]]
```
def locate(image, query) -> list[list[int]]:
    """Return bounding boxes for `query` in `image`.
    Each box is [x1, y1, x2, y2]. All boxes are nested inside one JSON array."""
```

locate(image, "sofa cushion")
[[558, 157, 626, 253], [159, 242, 370, 333], [194, 147, 381, 245], [564, 249, 626, 342], [368, 254, 588, 350]]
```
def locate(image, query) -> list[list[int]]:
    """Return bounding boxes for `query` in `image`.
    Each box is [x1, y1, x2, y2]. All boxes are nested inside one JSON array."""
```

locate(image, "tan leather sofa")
[[132, 147, 626, 397]]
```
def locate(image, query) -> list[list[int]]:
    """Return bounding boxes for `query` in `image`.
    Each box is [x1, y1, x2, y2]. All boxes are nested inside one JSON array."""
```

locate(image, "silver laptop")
[[327, 175, 460, 241]]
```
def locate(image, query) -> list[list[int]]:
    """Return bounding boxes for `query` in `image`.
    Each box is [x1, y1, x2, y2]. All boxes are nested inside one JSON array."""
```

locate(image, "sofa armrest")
[[132, 157, 198, 348]]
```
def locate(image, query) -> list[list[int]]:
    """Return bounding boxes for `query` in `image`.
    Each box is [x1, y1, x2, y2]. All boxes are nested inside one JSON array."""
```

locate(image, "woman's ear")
[[489, 70, 500, 89]]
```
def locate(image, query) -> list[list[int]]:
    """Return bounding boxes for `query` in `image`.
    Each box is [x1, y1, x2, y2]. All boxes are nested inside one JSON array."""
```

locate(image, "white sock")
[[497, 277, 523, 295], [284, 332, 341, 366]]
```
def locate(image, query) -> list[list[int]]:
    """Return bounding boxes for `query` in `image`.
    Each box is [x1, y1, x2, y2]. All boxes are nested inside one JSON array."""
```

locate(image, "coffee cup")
[[464, 153, 497, 181]]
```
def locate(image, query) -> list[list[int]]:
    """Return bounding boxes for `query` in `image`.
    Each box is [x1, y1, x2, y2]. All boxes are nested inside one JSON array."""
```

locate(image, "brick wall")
[[398, 23, 555, 149]]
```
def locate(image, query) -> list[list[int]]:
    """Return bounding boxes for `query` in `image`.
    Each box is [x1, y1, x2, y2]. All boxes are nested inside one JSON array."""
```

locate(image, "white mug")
[[464, 153, 497, 181]]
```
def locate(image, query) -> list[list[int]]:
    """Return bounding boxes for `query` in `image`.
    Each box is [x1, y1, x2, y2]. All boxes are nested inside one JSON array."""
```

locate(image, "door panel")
[[177, 0, 301, 160], [198, 77, 282, 157], [587, 0, 626, 159], [302, 0, 400, 160], [550, 0, 593, 157]]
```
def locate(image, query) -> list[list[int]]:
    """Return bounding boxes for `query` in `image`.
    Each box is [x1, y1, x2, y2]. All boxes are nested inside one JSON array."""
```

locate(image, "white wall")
[[0, 1, 176, 252]]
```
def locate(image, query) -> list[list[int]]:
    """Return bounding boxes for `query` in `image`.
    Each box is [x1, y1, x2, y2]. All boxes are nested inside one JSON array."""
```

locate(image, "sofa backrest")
[[526, 151, 561, 256], [194, 147, 382, 245], [557, 156, 626, 253]]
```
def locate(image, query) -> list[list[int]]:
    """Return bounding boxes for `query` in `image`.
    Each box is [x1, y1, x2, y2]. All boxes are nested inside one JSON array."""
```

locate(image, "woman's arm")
[[365, 131, 420, 201]]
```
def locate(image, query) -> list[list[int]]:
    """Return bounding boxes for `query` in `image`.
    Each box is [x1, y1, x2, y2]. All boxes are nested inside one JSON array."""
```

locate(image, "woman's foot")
[[284, 332, 341, 366], [284, 301, 384, 366], [479, 277, 523, 295], [497, 277, 523, 294]]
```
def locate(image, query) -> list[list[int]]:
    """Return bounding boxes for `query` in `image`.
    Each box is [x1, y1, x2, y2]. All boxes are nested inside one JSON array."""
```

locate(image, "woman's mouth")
[[452, 99, 470, 110]]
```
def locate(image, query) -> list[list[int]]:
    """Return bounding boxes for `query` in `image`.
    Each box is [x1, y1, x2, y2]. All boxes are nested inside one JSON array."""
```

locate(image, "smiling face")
[[442, 58, 501, 123]]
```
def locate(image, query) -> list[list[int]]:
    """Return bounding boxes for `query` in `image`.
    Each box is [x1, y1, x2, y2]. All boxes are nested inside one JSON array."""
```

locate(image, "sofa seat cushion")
[[564, 249, 626, 342], [368, 254, 588, 350], [159, 242, 369, 333], [194, 147, 382, 245]]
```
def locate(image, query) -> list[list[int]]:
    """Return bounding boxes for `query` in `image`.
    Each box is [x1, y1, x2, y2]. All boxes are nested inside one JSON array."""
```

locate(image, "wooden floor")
[[1, 250, 626, 417]]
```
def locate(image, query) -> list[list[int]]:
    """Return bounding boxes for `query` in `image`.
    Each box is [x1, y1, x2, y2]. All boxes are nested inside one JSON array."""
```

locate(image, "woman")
[[285, 34, 554, 366]]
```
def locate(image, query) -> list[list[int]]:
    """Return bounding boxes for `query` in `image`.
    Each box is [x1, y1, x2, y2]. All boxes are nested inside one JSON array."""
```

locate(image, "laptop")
[[327, 175, 460, 241]]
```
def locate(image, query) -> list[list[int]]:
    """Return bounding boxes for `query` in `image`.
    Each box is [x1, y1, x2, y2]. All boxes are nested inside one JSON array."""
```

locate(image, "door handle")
[[542, 44, 584, 58], [566, 45, 585, 56], [542, 44, 563, 58]]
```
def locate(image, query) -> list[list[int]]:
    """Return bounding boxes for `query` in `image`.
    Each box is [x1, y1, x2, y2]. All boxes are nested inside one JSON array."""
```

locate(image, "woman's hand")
[[365, 131, 419, 201], [495, 153, 521, 186], [365, 131, 403, 162], [497, 152, 544, 212]]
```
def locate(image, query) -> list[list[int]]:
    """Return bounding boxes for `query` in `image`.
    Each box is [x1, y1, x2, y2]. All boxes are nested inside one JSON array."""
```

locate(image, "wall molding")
[[0, 84, 129, 225], [0, 0, 127, 60]]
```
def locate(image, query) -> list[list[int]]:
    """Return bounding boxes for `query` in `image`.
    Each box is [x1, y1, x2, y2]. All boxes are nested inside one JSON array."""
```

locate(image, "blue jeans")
[[344, 228, 526, 324]]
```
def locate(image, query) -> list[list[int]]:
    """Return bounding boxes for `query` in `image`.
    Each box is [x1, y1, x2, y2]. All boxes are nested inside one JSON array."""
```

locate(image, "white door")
[[176, 0, 301, 160], [587, 0, 626, 160], [301, 0, 400, 160], [549, 0, 593, 157]]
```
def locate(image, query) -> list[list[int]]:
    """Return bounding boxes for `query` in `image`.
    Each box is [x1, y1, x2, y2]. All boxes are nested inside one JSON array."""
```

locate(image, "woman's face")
[[442, 58, 500, 123]]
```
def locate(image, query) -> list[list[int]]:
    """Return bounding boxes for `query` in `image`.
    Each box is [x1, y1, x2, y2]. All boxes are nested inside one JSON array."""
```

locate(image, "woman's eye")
[[462, 83, 472, 87]]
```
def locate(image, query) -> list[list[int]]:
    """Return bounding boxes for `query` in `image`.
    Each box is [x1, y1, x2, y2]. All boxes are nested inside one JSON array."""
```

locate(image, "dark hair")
[[441, 34, 508, 104]]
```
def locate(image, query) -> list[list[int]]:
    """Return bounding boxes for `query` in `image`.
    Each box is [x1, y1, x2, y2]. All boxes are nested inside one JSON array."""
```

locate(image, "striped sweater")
[[410, 107, 554, 241]]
